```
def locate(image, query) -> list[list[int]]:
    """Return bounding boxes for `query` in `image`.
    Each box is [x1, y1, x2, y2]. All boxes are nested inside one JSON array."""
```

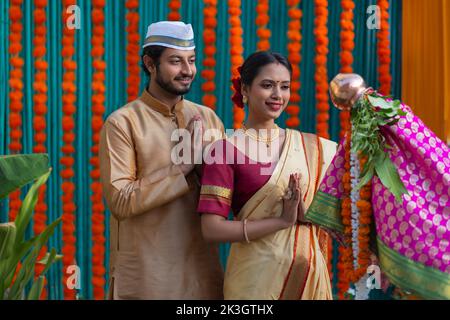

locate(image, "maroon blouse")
[[197, 139, 276, 218]]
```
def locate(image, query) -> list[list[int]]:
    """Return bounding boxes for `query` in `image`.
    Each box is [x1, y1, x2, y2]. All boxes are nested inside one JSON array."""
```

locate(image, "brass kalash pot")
[[329, 73, 373, 110]]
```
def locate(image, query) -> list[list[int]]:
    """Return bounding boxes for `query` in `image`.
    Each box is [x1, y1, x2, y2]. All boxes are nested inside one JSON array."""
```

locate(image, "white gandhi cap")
[[142, 21, 195, 51]]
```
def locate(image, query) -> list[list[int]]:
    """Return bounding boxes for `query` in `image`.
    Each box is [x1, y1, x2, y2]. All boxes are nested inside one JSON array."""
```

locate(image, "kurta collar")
[[140, 89, 186, 128]]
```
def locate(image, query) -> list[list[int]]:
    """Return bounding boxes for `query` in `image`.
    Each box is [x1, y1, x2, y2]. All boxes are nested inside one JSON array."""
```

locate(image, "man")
[[100, 21, 224, 299]]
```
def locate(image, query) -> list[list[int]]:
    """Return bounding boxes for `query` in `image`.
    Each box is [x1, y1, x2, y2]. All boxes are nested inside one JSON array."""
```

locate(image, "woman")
[[197, 51, 338, 300]]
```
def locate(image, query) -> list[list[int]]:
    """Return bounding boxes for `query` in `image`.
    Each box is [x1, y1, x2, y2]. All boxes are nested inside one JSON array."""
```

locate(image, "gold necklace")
[[241, 123, 280, 147]]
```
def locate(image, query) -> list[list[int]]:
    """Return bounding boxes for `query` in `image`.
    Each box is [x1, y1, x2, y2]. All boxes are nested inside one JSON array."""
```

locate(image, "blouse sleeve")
[[197, 140, 234, 218]]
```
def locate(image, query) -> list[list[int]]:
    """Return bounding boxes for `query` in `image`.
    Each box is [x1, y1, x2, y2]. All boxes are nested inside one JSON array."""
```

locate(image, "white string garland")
[[350, 124, 371, 299], [350, 128, 361, 270]]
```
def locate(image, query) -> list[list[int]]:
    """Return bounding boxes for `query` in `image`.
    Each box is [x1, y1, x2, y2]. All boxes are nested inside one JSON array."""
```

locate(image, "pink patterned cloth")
[[318, 104, 450, 274]]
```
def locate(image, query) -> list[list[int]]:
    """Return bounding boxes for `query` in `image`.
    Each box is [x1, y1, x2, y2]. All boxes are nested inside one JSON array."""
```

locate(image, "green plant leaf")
[[0, 155, 62, 300], [0, 235, 38, 290], [38, 248, 61, 277], [26, 276, 45, 300], [15, 170, 52, 245], [4, 218, 61, 299], [7, 243, 40, 299], [375, 153, 409, 203], [367, 95, 394, 109], [356, 165, 375, 190], [0, 154, 50, 200], [37, 251, 63, 266], [0, 222, 16, 260]]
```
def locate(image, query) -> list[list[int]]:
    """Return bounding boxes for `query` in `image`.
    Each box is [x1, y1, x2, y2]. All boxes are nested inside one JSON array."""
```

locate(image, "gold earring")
[[243, 96, 248, 104]]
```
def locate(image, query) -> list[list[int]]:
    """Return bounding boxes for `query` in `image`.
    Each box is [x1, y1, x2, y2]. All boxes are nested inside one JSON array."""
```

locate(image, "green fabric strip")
[[377, 237, 450, 300], [143, 35, 195, 47], [305, 191, 343, 232]]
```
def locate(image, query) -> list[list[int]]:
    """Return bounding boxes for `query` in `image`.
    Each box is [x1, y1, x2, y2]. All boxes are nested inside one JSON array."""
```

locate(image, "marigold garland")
[[285, 0, 301, 128], [168, 0, 181, 21], [201, 0, 217, 109], [355, 157, 373, 280], [350, 156, 373, 283], [61, 0, 77, 300], [336, 1, 376, 299], [125, 0, 140, 101], [335, 0, 355, 298], [377, 0, 391, 95], [314, 0, 329, 139], [339, 0, 354, 139], [337, 131, 353, 300], [337, 143, 374, 300], [229, 0, 245, 128], [8, 0, 24, 222], [91, 0, 106, 300], [32, 0, 48, 299], [256, 0, 270, 51]]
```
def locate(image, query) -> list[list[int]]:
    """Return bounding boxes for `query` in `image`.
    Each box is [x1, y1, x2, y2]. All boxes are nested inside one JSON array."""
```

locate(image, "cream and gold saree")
[[221, 129, 337, 299]]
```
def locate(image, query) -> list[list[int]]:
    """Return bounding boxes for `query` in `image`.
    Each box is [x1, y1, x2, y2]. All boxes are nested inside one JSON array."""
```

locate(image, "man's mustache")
[[174, 75, 193, 80]]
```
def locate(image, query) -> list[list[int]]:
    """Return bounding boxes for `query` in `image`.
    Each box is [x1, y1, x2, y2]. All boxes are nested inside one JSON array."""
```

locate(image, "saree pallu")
[[306, 104, 450, 299], [224, 129, 337, 300]]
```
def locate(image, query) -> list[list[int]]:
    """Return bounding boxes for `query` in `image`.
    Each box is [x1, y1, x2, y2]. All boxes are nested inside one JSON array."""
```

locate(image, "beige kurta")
[[100, 89, 225, 299]]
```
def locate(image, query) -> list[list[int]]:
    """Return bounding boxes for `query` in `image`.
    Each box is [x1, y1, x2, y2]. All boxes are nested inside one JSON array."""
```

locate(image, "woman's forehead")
[[255, 63, 290, 81]]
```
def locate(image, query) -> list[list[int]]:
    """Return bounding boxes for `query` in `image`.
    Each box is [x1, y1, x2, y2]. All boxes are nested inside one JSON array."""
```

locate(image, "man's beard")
[[155, 70, 192, 96]]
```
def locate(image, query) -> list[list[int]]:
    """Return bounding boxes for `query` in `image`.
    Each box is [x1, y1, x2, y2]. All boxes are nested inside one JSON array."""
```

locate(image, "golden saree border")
[[200, 185, 232, 206], [377, 237, 450, 300], [201, 185, 232, 199], [305, 191, 343, 233], [199, 194, 231, 206]]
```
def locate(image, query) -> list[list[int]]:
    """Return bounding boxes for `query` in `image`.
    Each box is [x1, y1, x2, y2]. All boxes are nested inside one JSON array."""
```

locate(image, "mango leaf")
[[378, 110, 398, 119], [356, 165, 375, 191], [374, 153, 409, 203], [379, 117, 399, 126], [0, 154, 49, 200], [367, 95, 394, 110]]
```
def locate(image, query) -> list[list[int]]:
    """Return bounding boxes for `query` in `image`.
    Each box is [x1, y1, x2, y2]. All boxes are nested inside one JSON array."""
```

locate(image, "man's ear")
[[241, 83, 249, 97], [143, 55, 156, 74]]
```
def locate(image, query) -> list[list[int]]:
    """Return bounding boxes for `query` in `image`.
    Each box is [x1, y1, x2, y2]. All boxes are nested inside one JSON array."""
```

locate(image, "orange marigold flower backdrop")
[[61, 0, 77, 300], [201, 0, 218, 110], [314, 0, 329, 139], [285, 0, 301, 129], [91, 0, 107, 300], [229, 0, 245, 128], [32, 0, 48, 300], [126, 0, 140, 101], [8, 0, 24, 222]]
